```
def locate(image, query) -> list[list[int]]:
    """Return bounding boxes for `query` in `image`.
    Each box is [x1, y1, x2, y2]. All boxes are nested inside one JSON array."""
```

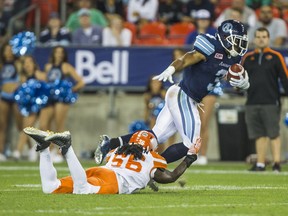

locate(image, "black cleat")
[[249, 164, 265, 172], [94, 135, 110, 164], [272, 163, 281, 172], [45, 131, 71, 156], [147, 179, 159, 192], [23, 127, 53, 151]]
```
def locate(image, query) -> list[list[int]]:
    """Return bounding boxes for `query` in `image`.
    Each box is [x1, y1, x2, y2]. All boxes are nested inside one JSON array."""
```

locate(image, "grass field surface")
[[0, 161, 287, 216]]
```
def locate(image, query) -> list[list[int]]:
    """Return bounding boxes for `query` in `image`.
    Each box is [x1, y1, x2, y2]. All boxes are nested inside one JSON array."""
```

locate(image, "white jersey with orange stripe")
[[105, 148, 167, 194]]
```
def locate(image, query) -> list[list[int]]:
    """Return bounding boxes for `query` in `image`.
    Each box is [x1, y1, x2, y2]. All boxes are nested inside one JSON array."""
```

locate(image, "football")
[[226, 63, 245, 81]]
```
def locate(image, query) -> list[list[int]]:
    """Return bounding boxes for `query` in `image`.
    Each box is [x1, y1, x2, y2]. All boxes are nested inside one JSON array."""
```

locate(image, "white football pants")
[[152, 85, 201, 148]]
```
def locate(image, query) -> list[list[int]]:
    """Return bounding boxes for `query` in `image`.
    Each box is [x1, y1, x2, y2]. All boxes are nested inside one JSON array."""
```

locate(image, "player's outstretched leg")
[[23, 127, 61, 193], [94, 135, 111, 164], [45, 132, 91, 194], [23, 127, 53, 151]]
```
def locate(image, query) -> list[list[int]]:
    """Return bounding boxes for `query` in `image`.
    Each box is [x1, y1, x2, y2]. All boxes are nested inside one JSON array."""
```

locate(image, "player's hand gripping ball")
[[226, 63, 245, 81]]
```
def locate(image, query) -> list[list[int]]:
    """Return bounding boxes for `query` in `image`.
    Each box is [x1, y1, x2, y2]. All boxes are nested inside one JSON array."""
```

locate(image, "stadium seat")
[[167, 22, 195, 45], [134, 37, 169, 46], [26, 0, 59, 28], [138, 22, 167, 39], [214, 0, 232, 18]]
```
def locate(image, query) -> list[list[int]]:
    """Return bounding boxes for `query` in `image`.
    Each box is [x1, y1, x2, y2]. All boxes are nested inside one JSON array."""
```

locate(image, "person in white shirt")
[[127, 0, 159, 24], [102, 14, 132, 47]]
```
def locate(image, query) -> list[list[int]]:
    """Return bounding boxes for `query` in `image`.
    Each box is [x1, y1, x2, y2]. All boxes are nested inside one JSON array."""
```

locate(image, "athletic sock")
[[39, 148, 60, 193], [161, 142, 189, 163], [256, 162, 265, 168]]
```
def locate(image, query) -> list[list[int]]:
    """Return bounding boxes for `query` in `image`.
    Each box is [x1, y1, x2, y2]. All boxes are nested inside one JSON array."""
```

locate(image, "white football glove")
[[153, 66, 175, 83], [229, 70, 250, 90], [187, 138, 202, 155]]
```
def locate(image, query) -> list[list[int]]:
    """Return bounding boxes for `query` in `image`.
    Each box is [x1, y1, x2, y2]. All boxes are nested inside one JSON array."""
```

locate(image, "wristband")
[[184, 154, 197, 167]]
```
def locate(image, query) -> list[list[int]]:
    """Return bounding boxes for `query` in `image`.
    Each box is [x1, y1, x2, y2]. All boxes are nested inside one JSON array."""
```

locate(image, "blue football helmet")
[[216, 20, 248, 57]]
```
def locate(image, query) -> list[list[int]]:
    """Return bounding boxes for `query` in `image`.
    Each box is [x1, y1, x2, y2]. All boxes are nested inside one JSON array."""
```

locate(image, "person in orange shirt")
[[23, 128, 201, 194]]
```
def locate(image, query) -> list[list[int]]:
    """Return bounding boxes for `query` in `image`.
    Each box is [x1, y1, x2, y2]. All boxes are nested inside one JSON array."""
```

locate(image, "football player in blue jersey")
[[95, 20, 250, 165]]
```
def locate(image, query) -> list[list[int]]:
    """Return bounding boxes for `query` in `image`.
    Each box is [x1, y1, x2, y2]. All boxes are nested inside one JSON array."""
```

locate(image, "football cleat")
[[249, 164, 265, 172], [45, 131, 71, 156], [272, 163, 281, 172], [23, 127, 53, 151], [94, 135, 110, 164]]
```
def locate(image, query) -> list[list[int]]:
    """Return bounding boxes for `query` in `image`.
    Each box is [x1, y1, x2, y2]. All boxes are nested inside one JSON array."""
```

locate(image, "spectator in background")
[[72, 9, 103, 45], [102, 14, 132, 47], [248, 5, 287, 47], [39, 12, 71, 46], [185, 9, 216, 46], [214, 0, 257, 29], [183, 0, 215, 23], [0, 0, 9, 37], [0, 43, 22, 161], [65, 0, 107, 32], [158, 0, 184, 25], [127, 0, 159, 25], [12, 56, 46, 161], [245, 0, 271, 10], [243, 27, 288, 172], [96, 0, 125, 21]]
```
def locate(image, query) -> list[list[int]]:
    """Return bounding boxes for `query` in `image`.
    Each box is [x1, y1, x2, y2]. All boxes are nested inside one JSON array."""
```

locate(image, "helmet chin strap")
[[229, 49, 239, 57]]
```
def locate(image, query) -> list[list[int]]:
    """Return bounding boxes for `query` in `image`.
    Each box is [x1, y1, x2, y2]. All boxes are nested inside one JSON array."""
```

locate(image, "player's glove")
[[184, 138, 202, 167], [153, 66, 175, 83], [229, 70, 250, 90]]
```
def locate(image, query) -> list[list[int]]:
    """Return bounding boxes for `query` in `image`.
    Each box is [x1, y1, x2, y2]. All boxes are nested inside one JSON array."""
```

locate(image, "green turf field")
[[0, 161, 287, 216]]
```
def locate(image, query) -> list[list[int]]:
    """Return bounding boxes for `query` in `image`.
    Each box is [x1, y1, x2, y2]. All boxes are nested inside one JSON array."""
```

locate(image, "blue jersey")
[[47, 63, 66, 83], [0, 62, 19, 85], [179, 34, 241, 102]]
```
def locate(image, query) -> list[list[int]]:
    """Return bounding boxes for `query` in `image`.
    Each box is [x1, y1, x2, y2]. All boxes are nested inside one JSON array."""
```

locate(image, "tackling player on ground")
[[24, 127, 201, 194]]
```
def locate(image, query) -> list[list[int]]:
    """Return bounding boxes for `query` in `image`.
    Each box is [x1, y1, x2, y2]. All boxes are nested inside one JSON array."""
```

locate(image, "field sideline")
[[0, 161, 287, 216]]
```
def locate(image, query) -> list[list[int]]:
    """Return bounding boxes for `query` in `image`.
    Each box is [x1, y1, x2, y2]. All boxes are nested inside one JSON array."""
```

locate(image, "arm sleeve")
[[193, 35, 215, 57]]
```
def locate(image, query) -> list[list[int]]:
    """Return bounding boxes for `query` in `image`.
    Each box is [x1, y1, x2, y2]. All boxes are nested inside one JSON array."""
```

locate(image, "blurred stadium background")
[[1, 0, 288, 163]]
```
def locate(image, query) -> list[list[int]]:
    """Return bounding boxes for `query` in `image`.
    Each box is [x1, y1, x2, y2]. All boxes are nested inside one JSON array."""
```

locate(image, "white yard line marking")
[[1, 184, 285, 193], [14, 184, 41, 187], [1, 166, 288, 175], [160, 185, 288, 190], [0, 166, 69, 171]]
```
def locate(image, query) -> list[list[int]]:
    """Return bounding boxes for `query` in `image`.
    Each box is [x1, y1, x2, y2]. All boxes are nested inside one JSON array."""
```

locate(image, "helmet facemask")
[[218, 29, 248, 57]]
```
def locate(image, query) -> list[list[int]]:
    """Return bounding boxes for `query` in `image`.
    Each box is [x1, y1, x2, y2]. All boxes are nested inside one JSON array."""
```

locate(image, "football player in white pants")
[[95, 20, 250, 165]]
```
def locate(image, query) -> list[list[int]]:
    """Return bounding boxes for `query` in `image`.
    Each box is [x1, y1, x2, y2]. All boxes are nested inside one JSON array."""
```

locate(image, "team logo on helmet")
[[222, 23, 233, 33]]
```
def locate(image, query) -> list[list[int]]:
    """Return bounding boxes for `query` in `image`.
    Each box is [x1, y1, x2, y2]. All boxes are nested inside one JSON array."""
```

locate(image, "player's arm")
[[153, 155, 197, 183], [153, 138, 201, 184], [171, 50, 206, 72], [153, 51, 206, 83]]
